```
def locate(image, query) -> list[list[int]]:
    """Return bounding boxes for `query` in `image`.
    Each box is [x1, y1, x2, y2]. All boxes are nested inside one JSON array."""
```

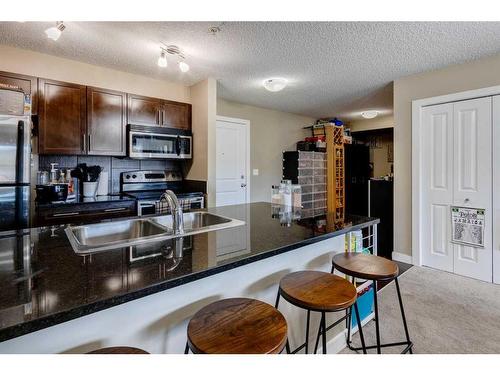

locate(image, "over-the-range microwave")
[[127, 124, 192, 159]]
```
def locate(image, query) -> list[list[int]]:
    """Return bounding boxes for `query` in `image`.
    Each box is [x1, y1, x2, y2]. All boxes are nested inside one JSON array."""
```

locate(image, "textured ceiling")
[[1, 22, 500, 119]]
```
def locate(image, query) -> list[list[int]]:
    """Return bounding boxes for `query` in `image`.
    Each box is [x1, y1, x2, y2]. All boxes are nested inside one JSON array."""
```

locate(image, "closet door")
[[421, 103, 454, 272], [492, 96, 500, 284], [452, 97, 492, 282]]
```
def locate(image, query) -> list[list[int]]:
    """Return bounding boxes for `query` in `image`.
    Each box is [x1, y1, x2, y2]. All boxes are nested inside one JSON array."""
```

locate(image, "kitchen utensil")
[[83, 180, 99, 198]]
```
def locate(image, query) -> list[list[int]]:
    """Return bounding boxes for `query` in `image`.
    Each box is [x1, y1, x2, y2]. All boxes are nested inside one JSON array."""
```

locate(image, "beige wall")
[[186, 78, 217, 206], [348, 115, 393, 132], [217, 99, 314, 203], [394, 53, 500, 257], [0, 44, 190, 102]]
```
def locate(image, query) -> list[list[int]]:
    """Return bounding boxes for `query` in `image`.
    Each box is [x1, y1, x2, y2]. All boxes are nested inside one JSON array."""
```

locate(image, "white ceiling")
[[1, 22, 500, 120]]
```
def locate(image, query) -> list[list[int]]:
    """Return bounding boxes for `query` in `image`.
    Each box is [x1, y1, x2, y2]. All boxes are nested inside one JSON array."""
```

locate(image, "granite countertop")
[[36, 194, 136, 208], [0, 202, 379, 342]]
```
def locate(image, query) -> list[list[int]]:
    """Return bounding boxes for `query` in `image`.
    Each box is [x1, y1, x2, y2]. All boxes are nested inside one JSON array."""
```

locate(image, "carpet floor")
[[342, 265, 500, 354]]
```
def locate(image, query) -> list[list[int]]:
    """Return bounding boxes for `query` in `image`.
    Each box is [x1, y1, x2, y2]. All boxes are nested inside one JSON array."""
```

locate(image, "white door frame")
[[216, 115, 251, 204], [412, 84, 500, 267]]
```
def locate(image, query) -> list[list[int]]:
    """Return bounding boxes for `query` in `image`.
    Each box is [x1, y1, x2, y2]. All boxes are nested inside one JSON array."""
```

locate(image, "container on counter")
[[83, 180, 99, 198], [279, 180, 292, 207], [291, 184, 302, 207], [271, 185, 282, 205]]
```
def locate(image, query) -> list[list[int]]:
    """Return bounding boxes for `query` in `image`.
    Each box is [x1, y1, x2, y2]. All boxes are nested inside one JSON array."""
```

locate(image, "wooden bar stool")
[[332, 252, 413, 354], [275, 270, 366, 354], [87, 346, 149, 354], [185, 298, 288, 354]]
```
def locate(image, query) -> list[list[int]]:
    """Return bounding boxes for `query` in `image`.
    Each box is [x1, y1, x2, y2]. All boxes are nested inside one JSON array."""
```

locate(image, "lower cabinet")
[[35, 200, 137, 226]]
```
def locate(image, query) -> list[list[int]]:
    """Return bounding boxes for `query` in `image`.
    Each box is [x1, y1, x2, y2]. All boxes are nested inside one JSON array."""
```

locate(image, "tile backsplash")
[[38, 155, 180, 193]]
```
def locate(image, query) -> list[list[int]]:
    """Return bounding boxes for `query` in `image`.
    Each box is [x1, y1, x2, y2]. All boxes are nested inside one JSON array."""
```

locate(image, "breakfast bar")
[[0, 202, 378, 353]]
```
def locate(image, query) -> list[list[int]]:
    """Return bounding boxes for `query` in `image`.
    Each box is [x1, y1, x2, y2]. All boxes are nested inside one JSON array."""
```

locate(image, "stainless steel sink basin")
[[65, 211, 245, 254], [65, 218, 171, 254], [151, 212, 237, 232]]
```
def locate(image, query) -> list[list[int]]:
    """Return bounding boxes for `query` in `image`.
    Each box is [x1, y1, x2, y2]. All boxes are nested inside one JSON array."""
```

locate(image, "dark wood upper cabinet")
[[87, 87, 127, 156], [127, 94, 162, 126], [38, 79, 86, 155], [128, 93, 191, 130], [162, 101, 191, 130], [0, 71, 38, 114]]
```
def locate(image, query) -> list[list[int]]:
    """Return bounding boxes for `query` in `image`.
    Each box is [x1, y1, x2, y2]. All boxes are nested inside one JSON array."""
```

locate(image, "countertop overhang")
[[0, 202, 378, 342]]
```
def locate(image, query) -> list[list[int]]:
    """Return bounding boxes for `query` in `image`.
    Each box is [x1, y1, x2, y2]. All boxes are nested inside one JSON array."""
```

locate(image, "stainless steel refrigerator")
[[0, 88, 31, 231]]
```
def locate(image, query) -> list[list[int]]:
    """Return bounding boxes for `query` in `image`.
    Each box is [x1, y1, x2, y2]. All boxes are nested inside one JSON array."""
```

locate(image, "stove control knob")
[[132, 174, 137, 179], [126, 175, 131, 179]]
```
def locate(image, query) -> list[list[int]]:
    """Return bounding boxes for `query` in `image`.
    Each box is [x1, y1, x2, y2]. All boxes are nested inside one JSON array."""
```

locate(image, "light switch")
[[252, 169, 259, 176]]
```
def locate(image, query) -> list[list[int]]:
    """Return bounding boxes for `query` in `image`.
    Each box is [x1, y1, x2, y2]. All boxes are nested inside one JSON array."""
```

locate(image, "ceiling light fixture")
[[263, 78, 288, 92], [44, 21, 65, 41], [179, 61, 190, 73], [361, 110, 379, 119], [157, 50, 168, 68], [158, 45, 190, 73]]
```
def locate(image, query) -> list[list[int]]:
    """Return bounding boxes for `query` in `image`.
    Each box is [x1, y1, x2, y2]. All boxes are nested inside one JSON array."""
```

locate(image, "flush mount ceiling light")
[[263, 78, 288, 92], [361, 110, 379, 119], [157, 45, 190, 73], [44, 21, 65, 41]]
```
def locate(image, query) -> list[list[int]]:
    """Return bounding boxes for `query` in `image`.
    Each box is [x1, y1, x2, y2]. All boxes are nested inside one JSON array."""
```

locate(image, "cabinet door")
[[0, 71, 38, 114], [38, 79, 86, 155], [127, 94, 162, 125], [162, 101, 191, 130], [87, 87, 127, 156]]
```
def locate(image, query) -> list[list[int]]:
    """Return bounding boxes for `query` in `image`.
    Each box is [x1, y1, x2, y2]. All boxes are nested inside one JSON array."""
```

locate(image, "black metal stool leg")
[[395, 277, 413, 354], [321, 312, 327, 354], [331, 263, 335, 274], [373, 280, 381, 354], [275, 290, 281, 308], [313, 316, 321, 354], [184, 342, 189, 354], [305, 309, 311, 354], [286, 339, 291, 354], [353, 302, 367, 354]]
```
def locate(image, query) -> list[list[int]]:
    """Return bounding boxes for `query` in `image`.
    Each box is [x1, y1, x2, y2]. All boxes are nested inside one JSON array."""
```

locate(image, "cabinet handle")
[[88, 134, 92, 149], [157, 109, 160, 125], [52, 212, 80, 217], [82, 134, 86, 151], [103, 207, 127, 212]]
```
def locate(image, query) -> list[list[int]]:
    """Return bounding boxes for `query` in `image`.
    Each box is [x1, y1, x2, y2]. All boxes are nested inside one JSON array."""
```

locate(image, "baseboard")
[[316, 329, 348, 354], [392, 251, 413, 264]]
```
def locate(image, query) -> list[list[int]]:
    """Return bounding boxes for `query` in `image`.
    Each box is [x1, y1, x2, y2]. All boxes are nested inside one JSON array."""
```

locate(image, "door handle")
[[241, 183, 247, 188], [52, 212, 80, 217], [103, 207, 127, 212]]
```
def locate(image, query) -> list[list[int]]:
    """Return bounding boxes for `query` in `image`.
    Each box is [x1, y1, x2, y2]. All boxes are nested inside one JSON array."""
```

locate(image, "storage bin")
[[298, 176, 313, 185], [313, 192, 326, 201], [313, 160, 327, 168], [314, 152, 326, 160], [314, 208, 326, 216], [351, 285, 374, 329], [314, 199, 326, 209], [298, 151, 314, 160], [298, 168, 313, 176], [314, 175, 326, 184], [302, 201, 313, 209], [301, 193, 313, 203], [298, 159, 313, 168], [313, 183, 327, 192], [301, 184, 313, 194], [313, 167, 327, 176]]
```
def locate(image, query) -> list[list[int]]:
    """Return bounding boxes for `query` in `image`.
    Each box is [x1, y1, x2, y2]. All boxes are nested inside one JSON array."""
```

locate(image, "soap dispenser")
[[50, 163, 58, 184]]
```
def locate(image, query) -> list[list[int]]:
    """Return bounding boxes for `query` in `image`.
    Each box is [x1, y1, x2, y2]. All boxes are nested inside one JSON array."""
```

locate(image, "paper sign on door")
[[451, 207, 485, 248]]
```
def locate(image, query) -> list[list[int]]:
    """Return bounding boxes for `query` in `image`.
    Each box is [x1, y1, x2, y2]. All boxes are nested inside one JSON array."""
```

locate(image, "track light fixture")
[[45, 21, 65, 41], [157, 45, 190, 73]]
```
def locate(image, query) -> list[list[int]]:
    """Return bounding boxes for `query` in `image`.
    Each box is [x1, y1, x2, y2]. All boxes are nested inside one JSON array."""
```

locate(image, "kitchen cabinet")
[[127, 94, 163, 125], [162, 100, 191, 130], [38, 79, 86, 155], [0, 71, 38, 114], [128, 93, 192, 130], [87, 87, 127, 156]]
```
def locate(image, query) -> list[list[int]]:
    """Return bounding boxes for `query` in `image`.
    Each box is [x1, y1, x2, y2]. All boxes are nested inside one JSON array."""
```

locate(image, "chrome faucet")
[[159, 190, 184, 235]]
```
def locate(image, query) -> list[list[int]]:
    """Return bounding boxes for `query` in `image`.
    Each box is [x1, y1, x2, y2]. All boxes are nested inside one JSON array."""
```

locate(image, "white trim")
[[412, 83, 500, 269], [215, 115, 251, 205], [392, 251, 413, 264]]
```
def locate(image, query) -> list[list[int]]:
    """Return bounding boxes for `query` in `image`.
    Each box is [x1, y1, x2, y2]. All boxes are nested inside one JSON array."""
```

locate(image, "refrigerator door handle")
[[15, 120, 25, 184]]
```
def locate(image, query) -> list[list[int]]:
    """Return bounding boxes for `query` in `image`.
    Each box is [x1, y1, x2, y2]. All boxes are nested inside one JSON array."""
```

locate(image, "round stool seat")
[[279, 271, 357, 312], [332, 253, 399, 281], [87, 346, 149, 354], [187, 298, 288, 354]]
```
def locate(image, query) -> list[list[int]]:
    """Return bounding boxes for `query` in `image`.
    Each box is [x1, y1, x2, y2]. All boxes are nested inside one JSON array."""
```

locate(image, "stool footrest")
[[347, 340, 413, 354]]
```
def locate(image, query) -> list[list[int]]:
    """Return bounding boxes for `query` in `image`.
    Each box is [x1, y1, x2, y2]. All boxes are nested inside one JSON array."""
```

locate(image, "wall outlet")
[[252, 169, 259, 176]]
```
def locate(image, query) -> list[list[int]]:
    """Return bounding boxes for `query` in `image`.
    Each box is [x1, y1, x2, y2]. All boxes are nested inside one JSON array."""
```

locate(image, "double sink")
[[65, 211, 245, 254]]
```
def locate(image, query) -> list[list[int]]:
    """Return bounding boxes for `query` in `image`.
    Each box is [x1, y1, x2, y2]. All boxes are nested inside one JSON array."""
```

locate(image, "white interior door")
[[421, 103, 454, 272], [216, 119, 248, 207], [421, 97, 492, 282], [452, 97, 492, 282]]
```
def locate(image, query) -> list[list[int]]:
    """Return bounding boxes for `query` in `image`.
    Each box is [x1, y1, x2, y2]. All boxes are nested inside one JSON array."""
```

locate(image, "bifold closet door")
[[421, 97, 492, 282], [421, 103, 454, 273], [493, 96, 500, 284], [452, 97, 492, 282]]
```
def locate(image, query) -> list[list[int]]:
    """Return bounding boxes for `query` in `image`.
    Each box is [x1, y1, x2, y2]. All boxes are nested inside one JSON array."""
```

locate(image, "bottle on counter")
[[49, 163, 58, 184], [271, 185, 282, 205], [280, 180, 292, 207]]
